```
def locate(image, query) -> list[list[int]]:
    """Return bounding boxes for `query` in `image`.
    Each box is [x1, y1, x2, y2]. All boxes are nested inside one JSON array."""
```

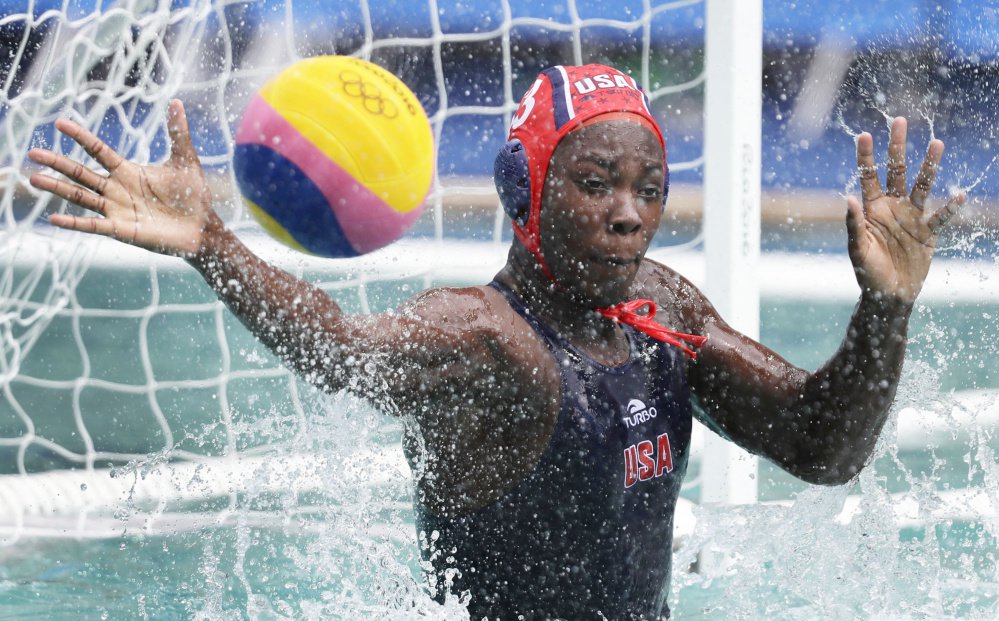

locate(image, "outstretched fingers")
[[911, 139, 945, 210], [48, 211, 120, 237], [845, 195, 870, 264], [886, 117, 907, 197], [53, 118, 124, 173], [927, 191, 965, 233], [29, 171, 108, 215], [166, 100, 199, 167], [27, 148, 108, 194], [856, 132, 882, 207]]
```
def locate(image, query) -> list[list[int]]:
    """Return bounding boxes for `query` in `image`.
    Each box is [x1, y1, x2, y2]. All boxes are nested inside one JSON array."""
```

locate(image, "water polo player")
[[28, 63, 964, 619]]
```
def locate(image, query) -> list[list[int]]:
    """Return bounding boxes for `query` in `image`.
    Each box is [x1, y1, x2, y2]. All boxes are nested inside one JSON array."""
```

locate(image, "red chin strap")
[[520, 246, 708, 359], [597, 299, 708, 359]]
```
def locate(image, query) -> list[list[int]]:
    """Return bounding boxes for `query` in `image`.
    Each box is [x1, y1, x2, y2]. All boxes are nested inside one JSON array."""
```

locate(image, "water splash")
[[670, 332, 999, 619], [176, 391, 470, 620], [949, 152, 999, 199]]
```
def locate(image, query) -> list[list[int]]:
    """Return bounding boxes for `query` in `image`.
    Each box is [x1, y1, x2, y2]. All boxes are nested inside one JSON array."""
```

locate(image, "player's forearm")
[[793, 291, 912, 484], [187, 214, 346, 390]]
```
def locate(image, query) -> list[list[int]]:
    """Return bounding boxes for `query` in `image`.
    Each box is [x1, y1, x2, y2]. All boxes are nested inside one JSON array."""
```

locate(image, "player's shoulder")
[[394, 284, 532, 354], [636, 256, 718, 331], [397, 283, 510, 327], [393, 283, 548, 385], [637, 256, 704, 299]]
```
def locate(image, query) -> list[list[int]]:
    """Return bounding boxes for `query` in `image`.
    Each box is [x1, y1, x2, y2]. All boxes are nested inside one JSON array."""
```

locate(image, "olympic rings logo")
[[339, 70, 399, 118]]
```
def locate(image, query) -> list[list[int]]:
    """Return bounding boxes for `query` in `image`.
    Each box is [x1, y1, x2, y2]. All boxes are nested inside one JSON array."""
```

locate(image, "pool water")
[[1, 265, 997, 620]]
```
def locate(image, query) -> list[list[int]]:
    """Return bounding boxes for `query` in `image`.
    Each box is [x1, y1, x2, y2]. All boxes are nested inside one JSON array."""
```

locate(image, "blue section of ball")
[[233, 143, 358, 258]]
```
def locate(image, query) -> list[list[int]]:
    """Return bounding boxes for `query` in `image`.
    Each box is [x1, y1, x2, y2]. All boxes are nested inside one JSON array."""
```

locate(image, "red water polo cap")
[[505, 65, 706, 359], [507, 64, 666, 265]]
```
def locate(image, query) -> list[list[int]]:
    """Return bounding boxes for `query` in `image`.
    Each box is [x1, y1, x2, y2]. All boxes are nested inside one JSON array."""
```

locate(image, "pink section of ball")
[[235, 96, 425, 254]]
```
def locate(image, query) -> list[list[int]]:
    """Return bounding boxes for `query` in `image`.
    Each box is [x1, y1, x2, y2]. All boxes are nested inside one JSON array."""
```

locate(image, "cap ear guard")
[[662, 163, 670, 208], [494, 139, 531, 226]]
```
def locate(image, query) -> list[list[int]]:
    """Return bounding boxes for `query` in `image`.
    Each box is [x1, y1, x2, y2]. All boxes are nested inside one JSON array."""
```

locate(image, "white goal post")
[[700, 0, 761, 506]]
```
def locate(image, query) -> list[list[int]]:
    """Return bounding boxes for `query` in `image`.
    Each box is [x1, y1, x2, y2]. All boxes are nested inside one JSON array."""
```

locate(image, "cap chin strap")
[[597, 300, 708, 359], [515, 236, 707, 359]]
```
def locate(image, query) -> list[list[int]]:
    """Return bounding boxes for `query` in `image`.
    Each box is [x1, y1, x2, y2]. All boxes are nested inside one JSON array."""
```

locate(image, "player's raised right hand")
[[29, 99, 215, 257]]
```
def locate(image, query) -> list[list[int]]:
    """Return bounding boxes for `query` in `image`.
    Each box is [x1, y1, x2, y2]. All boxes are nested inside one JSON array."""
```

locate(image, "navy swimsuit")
[[415, 281, 693, 619]]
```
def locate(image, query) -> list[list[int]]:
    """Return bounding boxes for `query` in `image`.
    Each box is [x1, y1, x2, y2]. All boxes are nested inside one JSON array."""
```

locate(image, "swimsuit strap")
[[487, 280, 565, 350], [488, 280, 642, 371]]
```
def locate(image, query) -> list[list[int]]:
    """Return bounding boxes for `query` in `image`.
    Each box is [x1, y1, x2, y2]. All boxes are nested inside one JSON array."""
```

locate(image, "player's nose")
[[608, 192, 643, 235]]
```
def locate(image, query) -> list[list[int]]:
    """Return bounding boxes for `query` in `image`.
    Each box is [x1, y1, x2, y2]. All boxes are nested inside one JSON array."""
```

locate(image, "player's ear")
[[494, 139, 531, 226]]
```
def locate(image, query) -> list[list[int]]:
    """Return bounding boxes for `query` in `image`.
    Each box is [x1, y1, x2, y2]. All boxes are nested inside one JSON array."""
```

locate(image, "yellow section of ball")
[[258, 56, 433, 214], [245, 200, 309, 253]]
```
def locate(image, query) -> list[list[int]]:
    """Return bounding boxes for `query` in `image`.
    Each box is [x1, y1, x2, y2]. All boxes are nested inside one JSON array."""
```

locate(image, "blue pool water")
[[0, 262, 997, 620]]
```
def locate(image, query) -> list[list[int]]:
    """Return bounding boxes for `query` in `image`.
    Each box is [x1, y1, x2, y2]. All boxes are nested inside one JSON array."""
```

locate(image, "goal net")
[[0, 0, 712, 540]]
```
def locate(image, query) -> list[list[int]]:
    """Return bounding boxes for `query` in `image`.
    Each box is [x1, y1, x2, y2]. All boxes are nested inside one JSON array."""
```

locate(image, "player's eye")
[[638, 185, 662, 201], [578, 176, 608, 193]]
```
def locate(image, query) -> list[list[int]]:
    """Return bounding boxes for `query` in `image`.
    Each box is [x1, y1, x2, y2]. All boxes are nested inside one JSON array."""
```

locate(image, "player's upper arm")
[[641, 260, 810, 461], [322, 285, 516, 418]]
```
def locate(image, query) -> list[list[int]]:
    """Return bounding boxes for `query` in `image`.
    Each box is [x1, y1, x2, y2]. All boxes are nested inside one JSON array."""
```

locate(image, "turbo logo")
[[339, 70, 399, 118], [621, 398, 657, 428]]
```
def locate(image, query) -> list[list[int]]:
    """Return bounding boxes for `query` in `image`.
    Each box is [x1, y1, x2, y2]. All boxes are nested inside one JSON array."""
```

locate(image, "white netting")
[[0, 0, 709, 536]]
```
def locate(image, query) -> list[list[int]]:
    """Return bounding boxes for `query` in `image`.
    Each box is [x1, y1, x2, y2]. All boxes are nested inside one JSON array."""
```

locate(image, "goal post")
[[700, 0, 762, 506]]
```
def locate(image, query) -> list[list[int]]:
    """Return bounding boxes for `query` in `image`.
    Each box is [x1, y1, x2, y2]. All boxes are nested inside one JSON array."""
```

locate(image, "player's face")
[[539, 120, 664, 306]]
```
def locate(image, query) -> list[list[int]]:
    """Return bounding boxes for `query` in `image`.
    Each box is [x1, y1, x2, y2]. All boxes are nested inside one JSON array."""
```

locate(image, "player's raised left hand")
[[846, 116, 965, 305], [28, 99, 214, 257]]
